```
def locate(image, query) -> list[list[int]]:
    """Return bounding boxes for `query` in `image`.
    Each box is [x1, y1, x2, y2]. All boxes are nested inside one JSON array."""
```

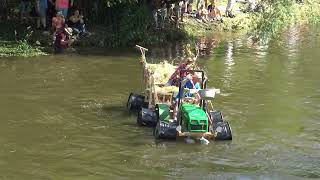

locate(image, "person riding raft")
[[166, 57, 196, 86]]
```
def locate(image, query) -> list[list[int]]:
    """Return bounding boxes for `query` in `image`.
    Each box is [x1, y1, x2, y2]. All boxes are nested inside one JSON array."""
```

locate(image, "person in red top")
[[166, 57, 195, 86], [55, 0, 73, 18], [54, 27, 74, 53]]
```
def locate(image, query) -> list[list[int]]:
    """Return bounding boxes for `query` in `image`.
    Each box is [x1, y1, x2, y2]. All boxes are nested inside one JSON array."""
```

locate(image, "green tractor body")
[[181, 104, 208, 133], [157, 103, 170, 122]]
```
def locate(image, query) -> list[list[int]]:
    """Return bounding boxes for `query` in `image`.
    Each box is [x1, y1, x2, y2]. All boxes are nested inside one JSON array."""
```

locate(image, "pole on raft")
[[135, 45, 149, 104]]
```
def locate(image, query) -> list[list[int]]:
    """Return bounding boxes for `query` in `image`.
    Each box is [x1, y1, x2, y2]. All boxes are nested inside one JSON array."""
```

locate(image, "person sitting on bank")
[[208, 0, 223, 22], [68, 9, 89, 36], [196, 5, 209, 23], [53, 27, 75, 53], [52, 11, 66, 32], [166, 57, 195, 86]]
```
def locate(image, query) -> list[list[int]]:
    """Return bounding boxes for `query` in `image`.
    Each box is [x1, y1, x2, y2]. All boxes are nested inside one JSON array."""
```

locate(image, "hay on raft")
[[155, 86, 179, 94], [145, 61, 176, 84]]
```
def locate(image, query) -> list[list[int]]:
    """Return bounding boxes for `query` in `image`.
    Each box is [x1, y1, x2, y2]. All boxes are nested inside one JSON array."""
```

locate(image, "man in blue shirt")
[[183, 73, 201, 97], [174, 73, 201, 104], [172, 73, 202, 120]]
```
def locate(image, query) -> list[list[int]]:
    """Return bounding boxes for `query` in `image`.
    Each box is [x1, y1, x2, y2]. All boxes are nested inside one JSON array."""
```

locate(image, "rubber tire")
[[154, 120, 161, 139], [127, 93, 134, 111], [127, 93, 144, 112], [137, 109, 143, 126], [214, 121, 232, 141], [210, 110, 223, 124]]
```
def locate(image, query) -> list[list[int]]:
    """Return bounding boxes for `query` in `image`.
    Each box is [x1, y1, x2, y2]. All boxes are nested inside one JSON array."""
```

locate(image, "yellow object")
[[145, 61, 176, 84], [155, 86, 179, 94]]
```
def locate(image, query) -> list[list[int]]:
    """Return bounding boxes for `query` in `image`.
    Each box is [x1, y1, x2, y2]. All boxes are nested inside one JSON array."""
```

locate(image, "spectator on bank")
[[48, 0, 56, 27], [68, 9, 89, 36], [225, 0, 235, 18], [174, 1, 183, 28], [52, 11, 65, 32], [181, 1, 186, 22], [167, 3, 174, 21], [187, 3, 193, 14], [208, 0, 222, 21], [196, 5, 209, 23], [159, 2, 167, 29], [55, 0, 73, 18], [36, 0, 48, 30], [20, 0, 32, 24], [151, 0, 161, 28], [196, 0, 206, 11], [54, 27, 74, 53]]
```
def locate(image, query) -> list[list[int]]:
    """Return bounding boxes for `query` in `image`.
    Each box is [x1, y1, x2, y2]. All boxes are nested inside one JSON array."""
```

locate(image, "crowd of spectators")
[[153, 0, 238, 29], [18, 0, 90, 53]]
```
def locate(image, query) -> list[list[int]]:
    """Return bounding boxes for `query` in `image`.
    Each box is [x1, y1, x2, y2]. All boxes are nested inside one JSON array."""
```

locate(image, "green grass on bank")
[[182, 13, 255, 37], [0, 23, 47, 57], [0, 40, 46, 57], [182, 0, 320, 41]]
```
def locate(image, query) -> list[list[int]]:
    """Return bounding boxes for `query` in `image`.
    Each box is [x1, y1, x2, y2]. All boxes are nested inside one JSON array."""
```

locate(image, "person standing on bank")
[[36, 0, 48, 30], [55, 0, 73, 18], [20, 0, 32, 24]]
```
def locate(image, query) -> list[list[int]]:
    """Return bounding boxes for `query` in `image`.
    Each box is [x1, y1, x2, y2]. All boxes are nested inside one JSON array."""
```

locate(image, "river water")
[[0, 25, 319, 180]]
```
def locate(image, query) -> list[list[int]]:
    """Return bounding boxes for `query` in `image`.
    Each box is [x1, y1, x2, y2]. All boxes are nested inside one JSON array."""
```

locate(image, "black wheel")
[[137, 109, 143, 126], [210, 110, 223, 125], [127, 93, 145, 112], [154, 120, 161, 139], [214, 121, 232, 141], [127, 93, 134, 111]]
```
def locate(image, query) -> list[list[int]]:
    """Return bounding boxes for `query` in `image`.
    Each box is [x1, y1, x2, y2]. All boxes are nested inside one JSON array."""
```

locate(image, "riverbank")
[[183, 1, 320, 40], [0, 40, 46, 57], [1, 1, 319, 57], [0, 23, 47, 57]]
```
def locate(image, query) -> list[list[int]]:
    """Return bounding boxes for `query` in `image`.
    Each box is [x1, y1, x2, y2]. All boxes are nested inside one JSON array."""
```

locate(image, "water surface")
[[0, 25, 319, 179]]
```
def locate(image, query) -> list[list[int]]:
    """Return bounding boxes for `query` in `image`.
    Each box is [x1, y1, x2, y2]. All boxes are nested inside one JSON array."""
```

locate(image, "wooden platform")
[[177, 131, 216, 139]]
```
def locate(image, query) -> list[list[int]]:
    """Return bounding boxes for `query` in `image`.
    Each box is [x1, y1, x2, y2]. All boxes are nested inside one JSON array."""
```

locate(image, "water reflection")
[[284, 25, 310, 76], [197, 36, 219, 56], [222, 41, 235, 89], [149, 37, 219, 62]]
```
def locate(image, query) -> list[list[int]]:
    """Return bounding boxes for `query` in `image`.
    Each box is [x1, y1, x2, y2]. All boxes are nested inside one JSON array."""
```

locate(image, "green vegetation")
[[0, 23, 46, 57], [88, 0, 320, 47], [84, 2, 189, 47], [0, 40, 46, 57], [253, 0, 320, 41], [182, 13, 254, 36], [183, 0, 320, 42]]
